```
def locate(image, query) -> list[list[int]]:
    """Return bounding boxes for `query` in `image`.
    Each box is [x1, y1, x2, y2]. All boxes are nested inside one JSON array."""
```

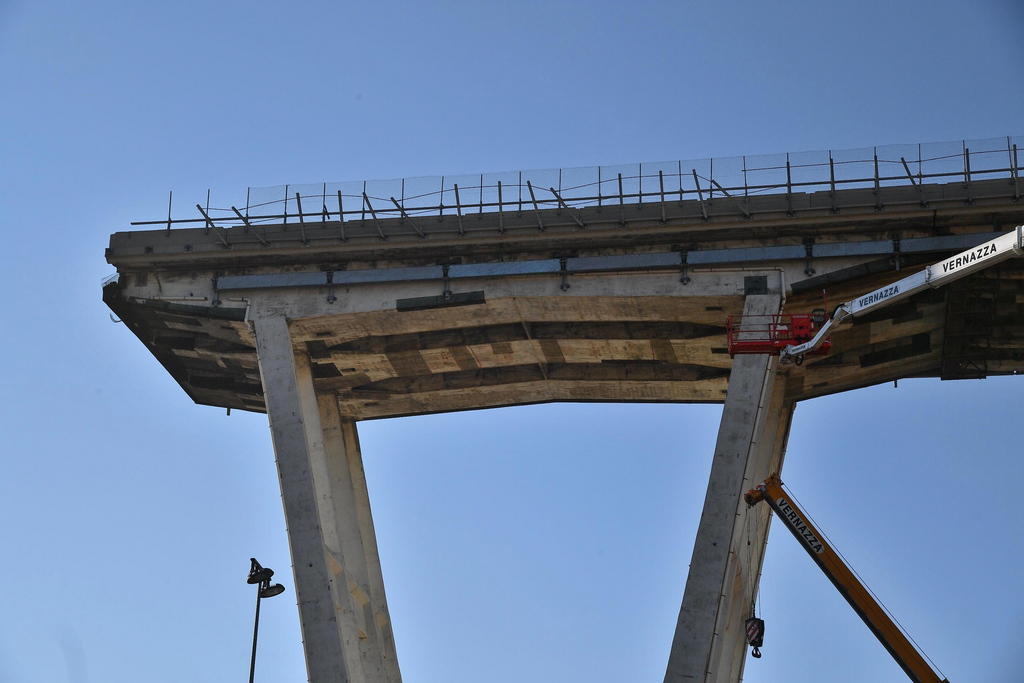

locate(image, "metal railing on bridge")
[[133, 135, 1023, 236]]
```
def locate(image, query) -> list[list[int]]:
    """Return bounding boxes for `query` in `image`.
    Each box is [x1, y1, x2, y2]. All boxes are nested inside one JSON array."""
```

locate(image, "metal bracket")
[[803, 238, 815, 276], [442, 264, 452, 300], [211, 272, 222, 306], [892, 234, 902, 272], [679, 250, 691, 285], [325, 270, 337, 304], [559, 257, 570, 291]]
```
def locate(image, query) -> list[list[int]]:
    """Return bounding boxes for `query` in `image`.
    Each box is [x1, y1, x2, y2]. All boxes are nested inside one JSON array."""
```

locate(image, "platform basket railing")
[[726, 314, 831, 358]]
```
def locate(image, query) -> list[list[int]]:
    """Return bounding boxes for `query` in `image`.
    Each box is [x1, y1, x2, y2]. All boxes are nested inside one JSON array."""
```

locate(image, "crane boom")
[[745, 475, 949, 683], [780, 225, 1024, 362]]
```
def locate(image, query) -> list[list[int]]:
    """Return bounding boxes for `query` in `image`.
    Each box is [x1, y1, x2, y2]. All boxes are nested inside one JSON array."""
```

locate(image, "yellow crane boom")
[[744, 474, 949, 683]]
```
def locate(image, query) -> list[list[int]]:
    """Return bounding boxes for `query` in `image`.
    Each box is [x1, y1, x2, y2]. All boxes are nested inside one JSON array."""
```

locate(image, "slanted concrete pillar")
[[665, 294, 793, 683], [707, 380, 793, 683], [253, 314, 401, 683]]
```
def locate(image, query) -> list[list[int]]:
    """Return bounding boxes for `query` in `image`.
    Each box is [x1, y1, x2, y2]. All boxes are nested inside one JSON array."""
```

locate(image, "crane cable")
[[744, 506, 758, 618]]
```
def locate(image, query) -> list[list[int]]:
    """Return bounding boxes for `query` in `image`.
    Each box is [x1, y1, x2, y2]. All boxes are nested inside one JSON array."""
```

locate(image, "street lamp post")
[[246, 558, 286, 683]]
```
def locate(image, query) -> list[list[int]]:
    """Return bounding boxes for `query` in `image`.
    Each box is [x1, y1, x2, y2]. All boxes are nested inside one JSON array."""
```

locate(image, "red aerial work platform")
[[726, 310, 831, 361]]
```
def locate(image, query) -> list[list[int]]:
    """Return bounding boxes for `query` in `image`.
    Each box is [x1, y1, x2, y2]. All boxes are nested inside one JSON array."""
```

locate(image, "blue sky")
[[0, 1, 1021, 681]]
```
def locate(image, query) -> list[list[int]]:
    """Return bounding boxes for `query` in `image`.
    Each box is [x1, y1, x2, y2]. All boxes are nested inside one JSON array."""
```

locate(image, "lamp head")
[[259, 582, 286, 599], [247, 558, 275, 585]]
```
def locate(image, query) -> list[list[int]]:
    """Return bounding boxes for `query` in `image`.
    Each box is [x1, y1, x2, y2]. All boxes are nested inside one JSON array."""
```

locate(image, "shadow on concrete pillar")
[[664, 294, 794, 683], [254, 314, 402, 683]]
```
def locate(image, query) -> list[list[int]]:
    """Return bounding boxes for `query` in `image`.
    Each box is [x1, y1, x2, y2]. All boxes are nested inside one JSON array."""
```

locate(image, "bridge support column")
[[254, 314, 402, 683], [665, 294, 794, 683]]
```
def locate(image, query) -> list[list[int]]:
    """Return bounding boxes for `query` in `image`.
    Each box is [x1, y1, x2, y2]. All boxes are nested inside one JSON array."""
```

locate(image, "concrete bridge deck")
[[106, 176, 1024, 418]]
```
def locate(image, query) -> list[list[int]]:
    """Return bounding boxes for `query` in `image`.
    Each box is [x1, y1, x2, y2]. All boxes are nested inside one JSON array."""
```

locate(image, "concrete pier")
[[708, 376, 794, 683], [255, 313, 400, 682], [664, 295, 792, 683]]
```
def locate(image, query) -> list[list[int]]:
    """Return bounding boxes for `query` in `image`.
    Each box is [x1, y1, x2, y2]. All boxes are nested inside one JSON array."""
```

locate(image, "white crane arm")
[[780, 225, 1024, 362]]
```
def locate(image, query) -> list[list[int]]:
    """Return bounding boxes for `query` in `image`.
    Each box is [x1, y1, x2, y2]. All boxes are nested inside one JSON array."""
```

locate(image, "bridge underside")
[[106, 177, 1024, 683], [104, 259, 1024, 419]]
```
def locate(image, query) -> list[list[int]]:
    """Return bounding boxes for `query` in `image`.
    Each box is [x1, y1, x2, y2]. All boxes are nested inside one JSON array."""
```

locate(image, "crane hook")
[[745, 616, 765, 659]]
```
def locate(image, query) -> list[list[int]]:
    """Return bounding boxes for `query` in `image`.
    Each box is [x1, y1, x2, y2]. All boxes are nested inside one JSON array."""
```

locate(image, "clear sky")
[[0, 1, 1022, 682]]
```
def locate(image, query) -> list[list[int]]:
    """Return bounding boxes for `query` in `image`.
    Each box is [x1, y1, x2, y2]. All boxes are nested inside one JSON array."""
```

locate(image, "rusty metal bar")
[[658, 170, 666, 223], [362, 192, 387, 240], [497, 180, 505, 233], [617, 172, 625, 225], [195, 204, 230, 248], [786, 154, 795, 216], [526, 180, 545, 231], [231, 206, 270, 246], [901, 157, 926, 207], [389, 196, 426, 238], [295, 193, 308, 244], [964, 144, 974, 204], [828, 152, 837, 214], [453, 183, 465, 235], [691, 169, 708, 220], [549, 187, 584, 228], [873, 150, 882, 211], [1011, 139, 1020, 201], [283, 185, 289, 227], [337, 191, 347, 242], [709, 177, 750, 218]]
